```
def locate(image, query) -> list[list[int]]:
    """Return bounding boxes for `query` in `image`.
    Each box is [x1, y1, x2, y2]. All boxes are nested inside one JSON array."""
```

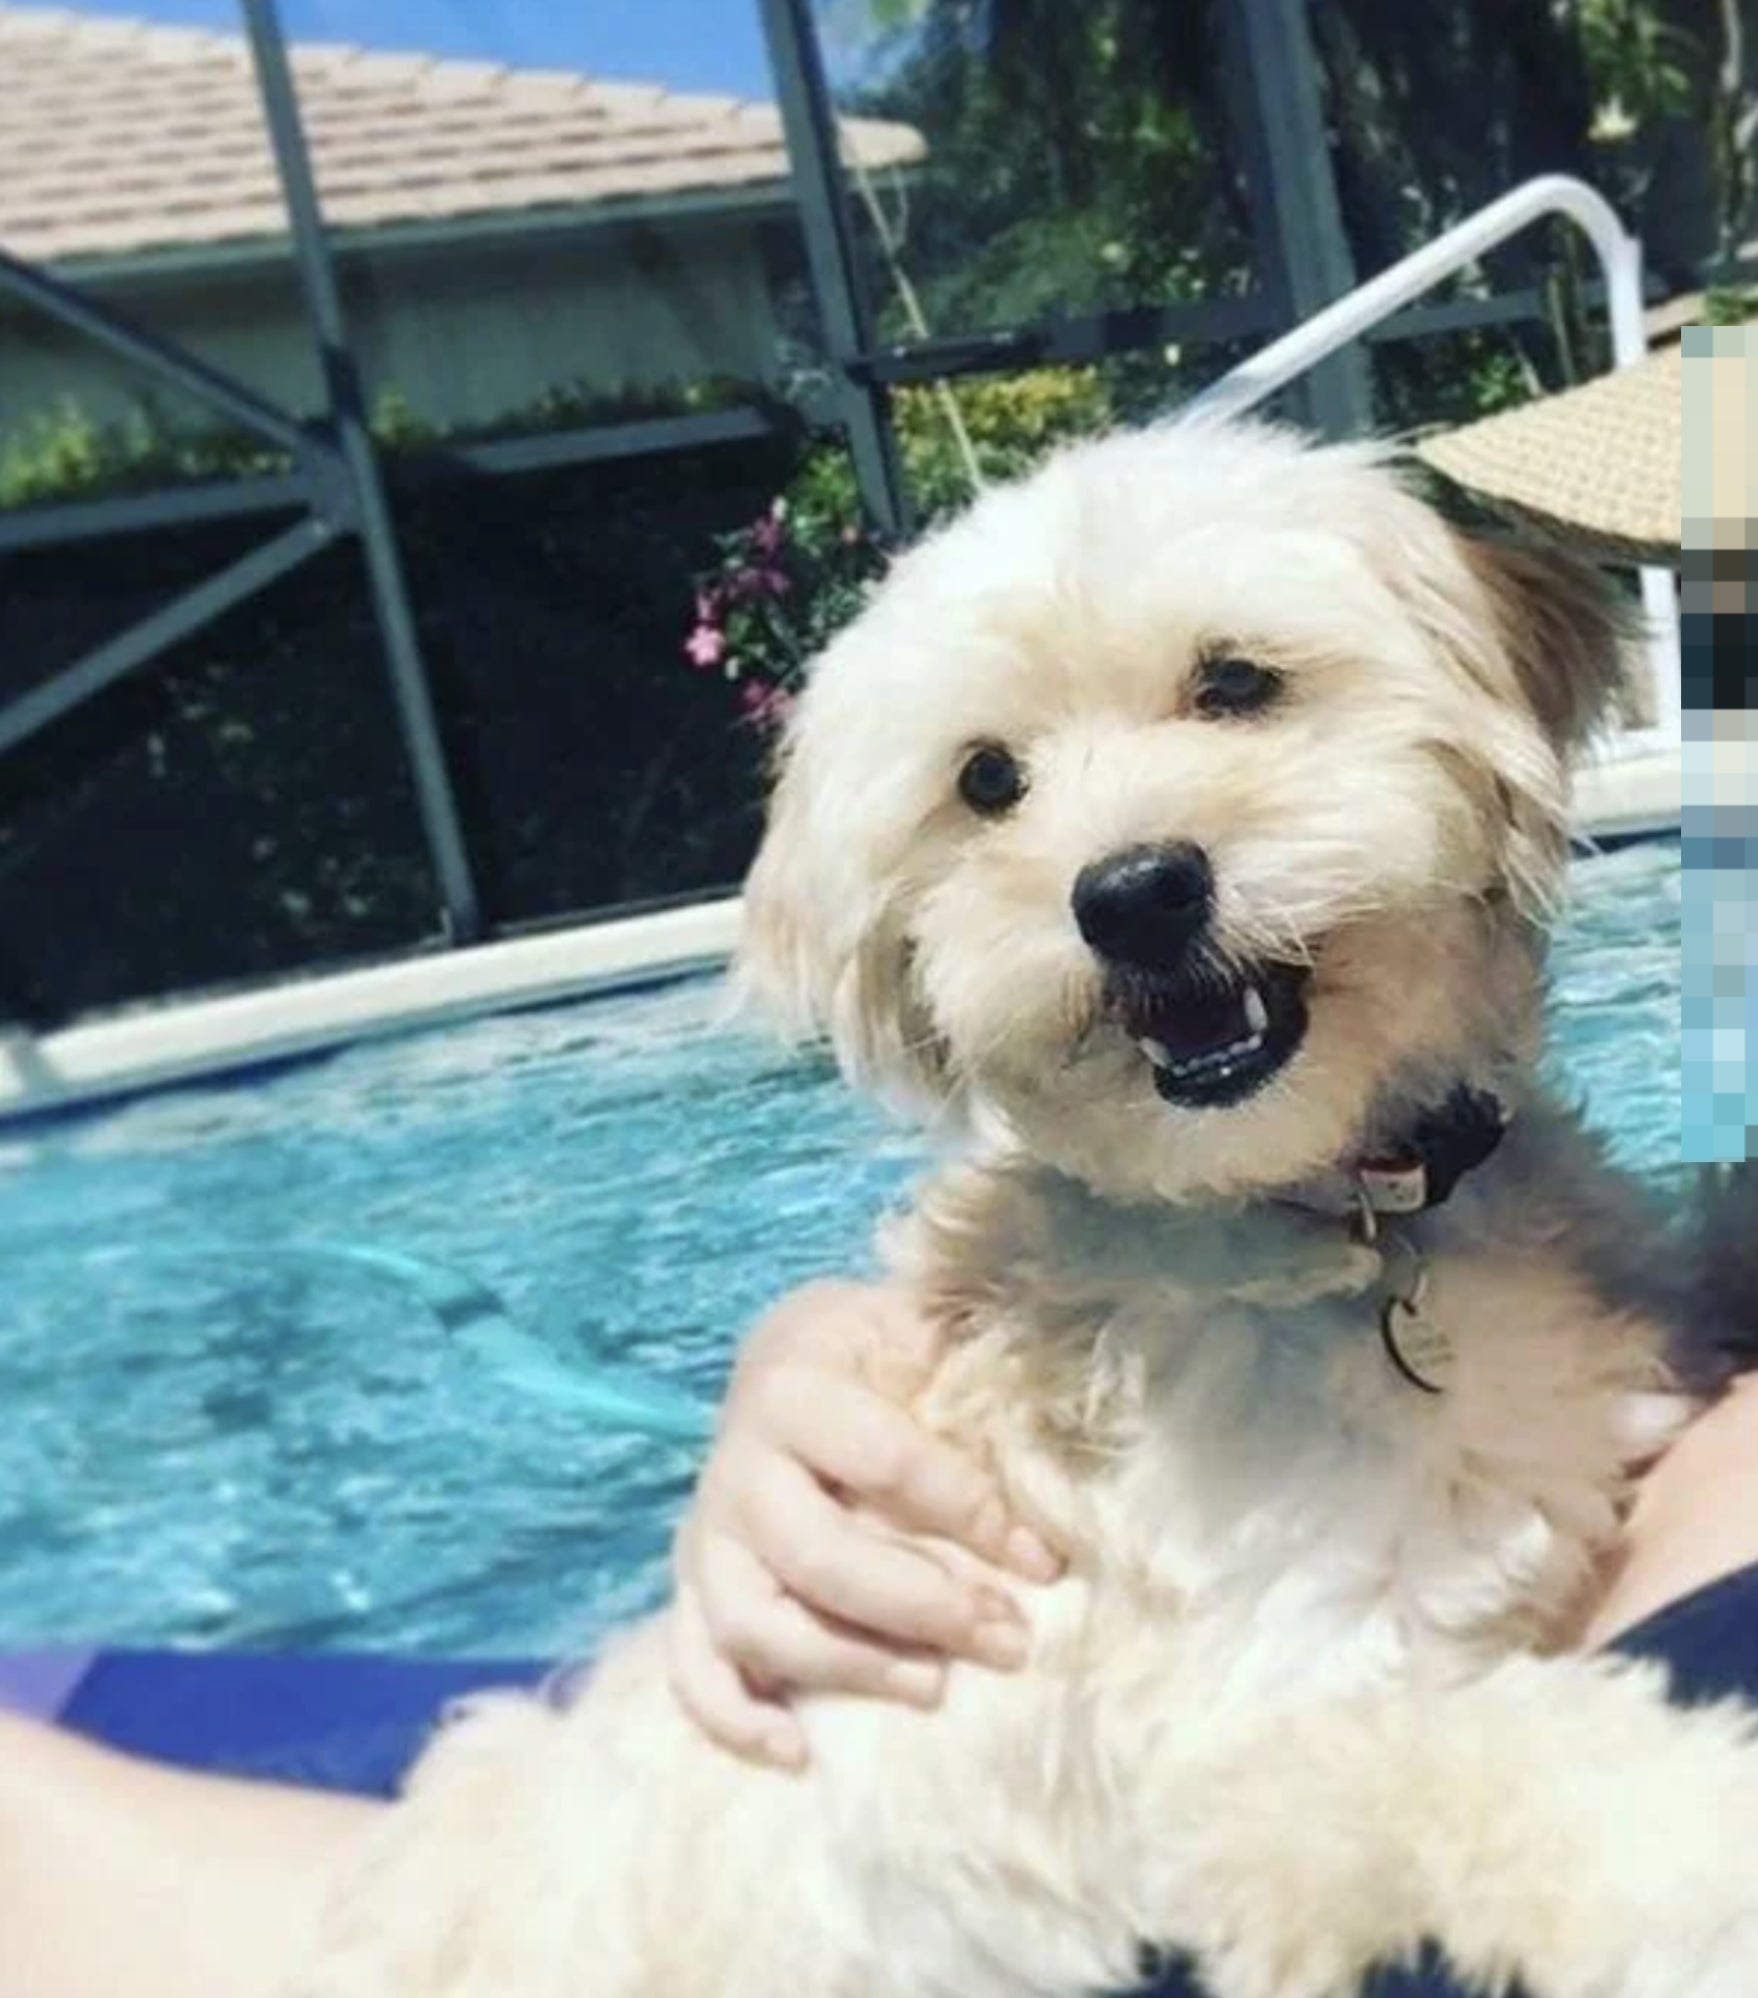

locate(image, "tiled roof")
[[0, 4, 925, 264]]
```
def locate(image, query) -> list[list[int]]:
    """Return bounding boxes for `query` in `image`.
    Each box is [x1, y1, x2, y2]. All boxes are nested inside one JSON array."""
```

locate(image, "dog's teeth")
[[1139, 1009, 1270, 1085], [1147, 1028, 1270, 1081]]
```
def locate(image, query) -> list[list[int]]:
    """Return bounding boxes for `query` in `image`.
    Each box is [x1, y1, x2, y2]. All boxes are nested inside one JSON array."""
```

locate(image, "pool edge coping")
[[0, 896, 743, 1123]]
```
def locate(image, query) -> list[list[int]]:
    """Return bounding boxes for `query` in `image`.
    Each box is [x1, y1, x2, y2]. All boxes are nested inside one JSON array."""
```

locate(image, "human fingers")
[[690, 1521, 956, 1706], [736, 1451, 1033, 1668], [739, 1365, 1060, 1583], [666, 1577, 808, 1770]]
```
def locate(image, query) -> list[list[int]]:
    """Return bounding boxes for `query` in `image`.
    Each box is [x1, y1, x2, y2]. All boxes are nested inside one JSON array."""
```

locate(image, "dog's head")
[[738, 420, 1627, 1202]]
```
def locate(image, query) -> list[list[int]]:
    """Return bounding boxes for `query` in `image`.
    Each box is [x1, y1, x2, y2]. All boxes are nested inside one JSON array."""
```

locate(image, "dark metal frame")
[[1222, 0, 1371, 434], [0, 0, 1611, 991], [757, 0, 910, 537], [241, 0, 485, 942]]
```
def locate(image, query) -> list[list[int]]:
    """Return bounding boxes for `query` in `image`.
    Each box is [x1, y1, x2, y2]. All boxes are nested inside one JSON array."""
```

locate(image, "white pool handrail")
[[1185, 173, 1681, 757]]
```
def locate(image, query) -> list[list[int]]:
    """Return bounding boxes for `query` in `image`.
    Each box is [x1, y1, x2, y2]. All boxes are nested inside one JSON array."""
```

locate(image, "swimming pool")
[[0, 838, 1682, 1660]]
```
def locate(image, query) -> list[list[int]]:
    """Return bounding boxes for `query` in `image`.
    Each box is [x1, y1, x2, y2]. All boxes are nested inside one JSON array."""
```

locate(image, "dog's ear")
[[737, 727, 948, 1102], [1374, 492, 1634, 910], [1452, 533, 1632, 758], [1445, 532, 1633, 908]]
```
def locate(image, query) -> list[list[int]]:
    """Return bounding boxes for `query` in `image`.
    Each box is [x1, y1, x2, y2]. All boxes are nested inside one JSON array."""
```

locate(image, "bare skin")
[[0, 1705, 373, 1998], [1582, 1368, 1758, 1649], [2, 1280, 1752, 1997]]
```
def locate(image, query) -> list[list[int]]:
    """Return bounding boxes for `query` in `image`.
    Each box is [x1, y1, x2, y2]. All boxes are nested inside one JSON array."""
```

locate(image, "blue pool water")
[[0, 839, 1682, 1659]]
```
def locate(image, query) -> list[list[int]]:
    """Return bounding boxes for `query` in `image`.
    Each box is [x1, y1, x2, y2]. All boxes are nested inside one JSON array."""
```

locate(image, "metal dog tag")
[[1379, 1292, 1455, 1396], [1357, 1157, 1429, 1214]]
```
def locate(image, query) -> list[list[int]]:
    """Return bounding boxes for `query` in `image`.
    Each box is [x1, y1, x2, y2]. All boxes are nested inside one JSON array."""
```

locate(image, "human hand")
[[668, 1280, 1062, 1768]]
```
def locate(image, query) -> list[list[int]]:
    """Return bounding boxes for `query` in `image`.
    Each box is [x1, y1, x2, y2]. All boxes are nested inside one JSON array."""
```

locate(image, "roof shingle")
[[0, 3, 924, 265]]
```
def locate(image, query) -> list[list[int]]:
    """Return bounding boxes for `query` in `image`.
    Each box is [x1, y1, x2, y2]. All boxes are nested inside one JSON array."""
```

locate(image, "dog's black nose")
[[1072, 843, 1213, 970]]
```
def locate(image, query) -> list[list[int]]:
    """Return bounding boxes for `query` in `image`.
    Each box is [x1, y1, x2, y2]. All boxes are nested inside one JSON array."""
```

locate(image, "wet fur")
[[291, 422, 1758, 1998]]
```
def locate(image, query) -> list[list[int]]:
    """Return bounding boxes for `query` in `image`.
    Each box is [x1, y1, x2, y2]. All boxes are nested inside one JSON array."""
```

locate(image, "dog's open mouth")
[[1113, 961, 1310, 1110]]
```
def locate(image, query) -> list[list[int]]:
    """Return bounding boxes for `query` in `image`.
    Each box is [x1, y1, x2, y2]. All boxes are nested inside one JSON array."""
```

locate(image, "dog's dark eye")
[[957, 743, 1026, 816], [1192, 655, 1283, 719]]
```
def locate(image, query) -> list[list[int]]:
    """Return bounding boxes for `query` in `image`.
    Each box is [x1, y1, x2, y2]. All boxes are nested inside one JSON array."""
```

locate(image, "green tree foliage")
[[841, 0, 1750, 425], [847, 1, 1251, 337]]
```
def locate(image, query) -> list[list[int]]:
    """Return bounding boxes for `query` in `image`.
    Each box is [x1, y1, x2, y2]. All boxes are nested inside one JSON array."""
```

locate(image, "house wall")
[[0, 211, 784, 458]]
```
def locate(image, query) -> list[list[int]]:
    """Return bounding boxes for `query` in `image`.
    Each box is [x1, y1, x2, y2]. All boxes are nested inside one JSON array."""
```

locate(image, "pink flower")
[[693, 586, 724, 625], [750, 502, 788, 559], [684, 624, 727, 669], [728, 563, 789, 602], [739, 681, 794, 728]]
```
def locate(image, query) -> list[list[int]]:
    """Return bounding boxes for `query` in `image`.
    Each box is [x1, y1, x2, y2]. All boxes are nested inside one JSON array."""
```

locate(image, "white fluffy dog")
[[292, 420, 1758, 1998]]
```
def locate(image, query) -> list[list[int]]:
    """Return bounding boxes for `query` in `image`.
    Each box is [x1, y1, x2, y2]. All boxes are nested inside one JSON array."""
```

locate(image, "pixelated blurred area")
[[1680, 327, 1756, 1164], [1683, 327, 1758, 705]]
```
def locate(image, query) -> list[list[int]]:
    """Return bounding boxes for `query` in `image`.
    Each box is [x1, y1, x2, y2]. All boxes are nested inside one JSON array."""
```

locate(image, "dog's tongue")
[[1128, 985, 1249, 1058]]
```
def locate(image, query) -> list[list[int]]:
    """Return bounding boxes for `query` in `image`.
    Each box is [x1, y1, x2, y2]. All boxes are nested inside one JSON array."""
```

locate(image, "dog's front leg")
[[1129, 1651, 1758, 1998]]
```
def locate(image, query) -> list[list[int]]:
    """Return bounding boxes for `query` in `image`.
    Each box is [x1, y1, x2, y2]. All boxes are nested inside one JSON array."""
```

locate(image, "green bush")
[[0, 377, 761, 514], [0, 396, 288, 510], [782, 365, 1116, 533], [1706, 285, 1758, 326], [897, 365, 1117, 511]]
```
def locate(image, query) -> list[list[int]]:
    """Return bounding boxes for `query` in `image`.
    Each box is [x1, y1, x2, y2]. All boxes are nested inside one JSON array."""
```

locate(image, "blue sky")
[[123, 1, 786, 98]]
